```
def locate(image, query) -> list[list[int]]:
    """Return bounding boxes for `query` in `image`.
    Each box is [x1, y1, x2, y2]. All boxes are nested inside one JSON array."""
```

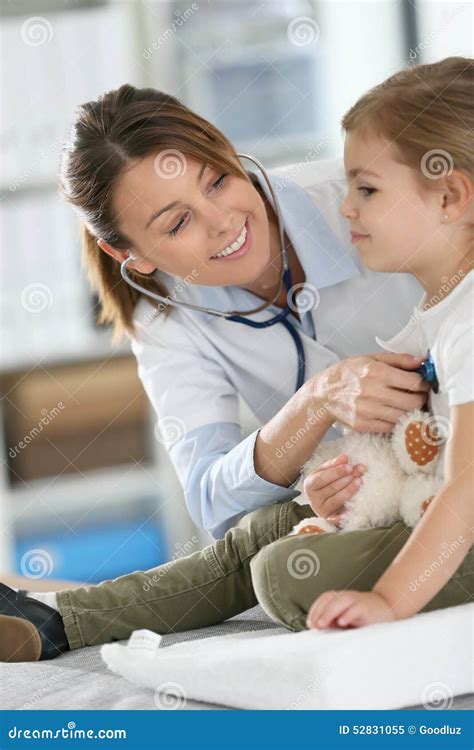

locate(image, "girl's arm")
[[307, 402, 473, 629], [372, 401, 473, 617]]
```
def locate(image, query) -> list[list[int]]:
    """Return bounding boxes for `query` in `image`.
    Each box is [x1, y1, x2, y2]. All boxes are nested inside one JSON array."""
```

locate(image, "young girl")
[[0, 57, 472, 663], [304, 55, 474, 630]]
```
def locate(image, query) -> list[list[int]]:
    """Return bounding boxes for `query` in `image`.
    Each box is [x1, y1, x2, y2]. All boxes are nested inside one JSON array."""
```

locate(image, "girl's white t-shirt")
[[376, 269, 474, 424]]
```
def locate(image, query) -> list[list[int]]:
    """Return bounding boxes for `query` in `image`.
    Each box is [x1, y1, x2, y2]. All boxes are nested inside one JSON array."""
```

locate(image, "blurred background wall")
[[0, 0, 471, 585]]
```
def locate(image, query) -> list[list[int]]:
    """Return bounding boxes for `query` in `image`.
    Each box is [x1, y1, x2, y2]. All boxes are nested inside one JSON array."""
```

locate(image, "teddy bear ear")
[[391, 409, 439, 475]]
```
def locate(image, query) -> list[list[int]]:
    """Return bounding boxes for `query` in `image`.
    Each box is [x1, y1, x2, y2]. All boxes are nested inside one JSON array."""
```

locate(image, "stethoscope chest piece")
[[416, 350, 439, 394]]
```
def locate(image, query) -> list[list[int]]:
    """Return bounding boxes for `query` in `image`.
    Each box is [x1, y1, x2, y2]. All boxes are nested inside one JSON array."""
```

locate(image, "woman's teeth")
[[211, 223, 247, 258]]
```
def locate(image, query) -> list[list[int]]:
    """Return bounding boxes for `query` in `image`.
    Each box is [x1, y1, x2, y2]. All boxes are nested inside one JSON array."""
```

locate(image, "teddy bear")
[[290, 409, 445, 536]]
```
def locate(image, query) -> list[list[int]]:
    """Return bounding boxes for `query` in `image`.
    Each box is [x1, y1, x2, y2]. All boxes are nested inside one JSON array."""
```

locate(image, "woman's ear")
[[96, 239, 124, 263], [97, 240, 156, 274]]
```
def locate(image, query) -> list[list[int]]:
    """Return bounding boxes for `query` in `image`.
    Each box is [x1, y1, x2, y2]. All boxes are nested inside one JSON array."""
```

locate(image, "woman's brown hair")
[[58, 85, 249, 343], [341, 56, 474, 183]]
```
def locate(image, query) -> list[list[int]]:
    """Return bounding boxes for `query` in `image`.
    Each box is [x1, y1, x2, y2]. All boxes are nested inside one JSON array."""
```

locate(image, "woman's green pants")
[[56, 501, 474, 650]]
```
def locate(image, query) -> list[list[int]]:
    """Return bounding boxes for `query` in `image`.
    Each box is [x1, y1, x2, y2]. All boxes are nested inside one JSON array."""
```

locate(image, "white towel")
[[101, 603, 473, 710]]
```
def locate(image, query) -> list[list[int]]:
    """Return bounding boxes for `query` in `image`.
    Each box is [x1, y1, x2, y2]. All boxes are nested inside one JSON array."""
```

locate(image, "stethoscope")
[[120, 153, 306, 393], [416, 350, 439, 393]]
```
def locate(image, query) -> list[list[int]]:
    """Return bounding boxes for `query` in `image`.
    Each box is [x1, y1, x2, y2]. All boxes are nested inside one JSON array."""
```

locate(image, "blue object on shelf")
[[15, 513, 168, 583]]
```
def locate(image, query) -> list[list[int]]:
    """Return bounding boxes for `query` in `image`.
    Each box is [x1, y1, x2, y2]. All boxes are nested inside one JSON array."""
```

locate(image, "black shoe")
[[0, 583, 70, 661]]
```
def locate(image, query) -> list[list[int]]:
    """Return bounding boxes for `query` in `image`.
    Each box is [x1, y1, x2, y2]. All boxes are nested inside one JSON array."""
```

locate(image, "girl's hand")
[[306, 589, 396, 630], [303, 454, 366, 526]]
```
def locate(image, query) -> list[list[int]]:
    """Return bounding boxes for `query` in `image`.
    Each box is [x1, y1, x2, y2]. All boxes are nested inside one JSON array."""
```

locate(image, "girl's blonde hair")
[[58, 85, 249, 343], [341, 56, 474, 184]]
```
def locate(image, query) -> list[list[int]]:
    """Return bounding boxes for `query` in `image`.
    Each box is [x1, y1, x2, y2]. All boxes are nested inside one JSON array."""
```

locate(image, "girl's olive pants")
[[56, 500, 474, 650]]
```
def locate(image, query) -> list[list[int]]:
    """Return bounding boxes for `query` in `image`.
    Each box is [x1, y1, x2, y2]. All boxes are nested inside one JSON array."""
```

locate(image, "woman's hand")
[[310, 352, 430, 434], [303, 454, 366, 525], [306, 589, 396, 630]]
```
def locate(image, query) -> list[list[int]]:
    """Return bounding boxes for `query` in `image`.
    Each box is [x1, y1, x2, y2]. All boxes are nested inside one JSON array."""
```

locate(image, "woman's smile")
[[210, 218, 252, 261]]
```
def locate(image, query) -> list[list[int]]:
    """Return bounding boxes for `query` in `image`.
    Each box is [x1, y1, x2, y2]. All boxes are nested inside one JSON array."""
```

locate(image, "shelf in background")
[[7, 462, 163, 527]]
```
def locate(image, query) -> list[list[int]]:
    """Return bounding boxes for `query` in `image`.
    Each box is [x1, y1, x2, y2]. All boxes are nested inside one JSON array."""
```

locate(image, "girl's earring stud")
[[442, 213, 449, 222]]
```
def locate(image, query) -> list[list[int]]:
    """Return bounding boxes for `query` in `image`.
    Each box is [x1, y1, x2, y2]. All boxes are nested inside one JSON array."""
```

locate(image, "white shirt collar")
[[376, 269, 473, 356]]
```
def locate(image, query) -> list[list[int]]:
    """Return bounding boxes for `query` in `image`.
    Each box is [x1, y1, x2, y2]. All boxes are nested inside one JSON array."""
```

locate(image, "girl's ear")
[[441, 170, 474, 221]]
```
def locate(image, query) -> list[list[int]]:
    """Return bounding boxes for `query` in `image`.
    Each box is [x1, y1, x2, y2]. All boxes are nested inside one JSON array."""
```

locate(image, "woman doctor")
[[59, 84, 429, 540]]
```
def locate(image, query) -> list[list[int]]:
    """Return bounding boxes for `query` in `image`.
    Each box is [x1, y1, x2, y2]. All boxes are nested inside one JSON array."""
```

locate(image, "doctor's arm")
[[131, 323, 427, 539], [132, 326, 335, 539], [254, 351, 429, 489], [168, 422, 304, 539], [307, 402, 474, 629]]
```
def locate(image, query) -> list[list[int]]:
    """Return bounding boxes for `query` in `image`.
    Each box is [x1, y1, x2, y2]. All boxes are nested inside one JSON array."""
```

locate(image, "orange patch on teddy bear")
[[296, 524, 326, 535], [421, 496, 434, 515], [404, 421, 439, 467]]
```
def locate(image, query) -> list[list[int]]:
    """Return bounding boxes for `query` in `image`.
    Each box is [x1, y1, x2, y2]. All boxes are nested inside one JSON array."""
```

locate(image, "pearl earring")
[[443, 213, 449, 221]]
